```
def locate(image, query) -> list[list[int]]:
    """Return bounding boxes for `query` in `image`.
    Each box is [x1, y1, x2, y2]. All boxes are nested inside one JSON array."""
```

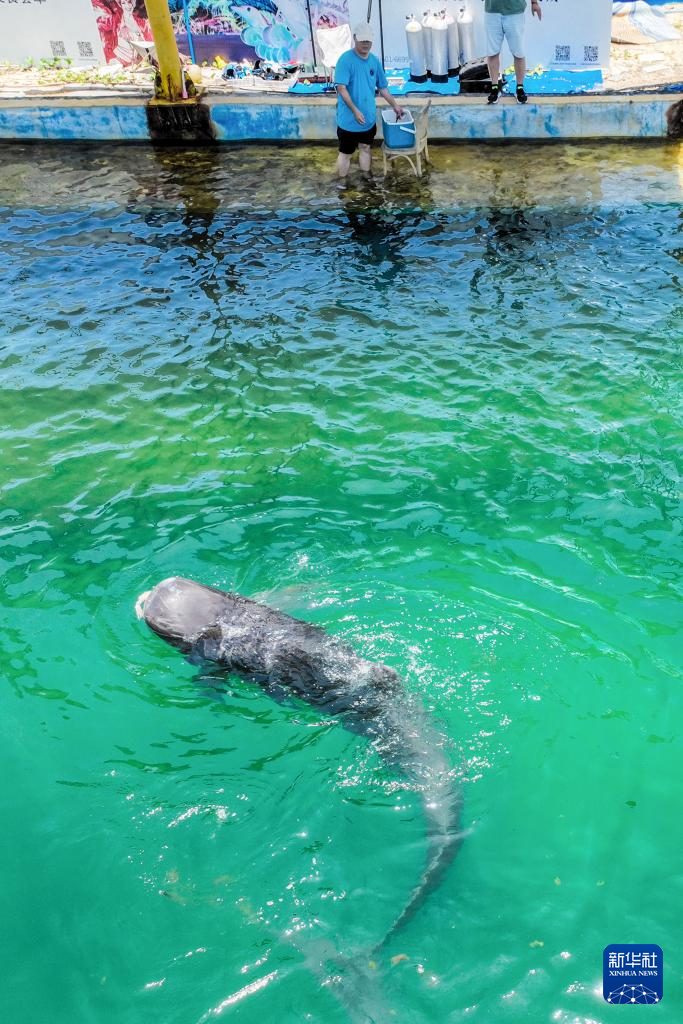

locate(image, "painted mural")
[[91, 1, 349, 67]]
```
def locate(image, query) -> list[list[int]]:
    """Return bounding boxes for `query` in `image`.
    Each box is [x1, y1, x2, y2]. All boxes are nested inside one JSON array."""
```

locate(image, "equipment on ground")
[[430, 11, 449, 83], [457, 4, 475, 65], [406, 14, 428, 83]]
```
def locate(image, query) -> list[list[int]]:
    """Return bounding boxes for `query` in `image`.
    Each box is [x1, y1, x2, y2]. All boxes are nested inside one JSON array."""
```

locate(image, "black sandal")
[[516, 84, 528, 104], [488, 82, 500, 104]]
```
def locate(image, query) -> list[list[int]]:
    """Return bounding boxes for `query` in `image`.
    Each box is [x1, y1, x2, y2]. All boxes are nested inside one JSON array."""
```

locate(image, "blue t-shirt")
[[335, 49, 388, 132]]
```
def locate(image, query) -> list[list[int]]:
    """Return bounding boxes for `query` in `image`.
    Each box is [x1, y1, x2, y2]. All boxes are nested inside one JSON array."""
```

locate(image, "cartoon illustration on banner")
[[91, 0, 152, 65], [176, 1, 349, 65], [91, 2, 349, 67]]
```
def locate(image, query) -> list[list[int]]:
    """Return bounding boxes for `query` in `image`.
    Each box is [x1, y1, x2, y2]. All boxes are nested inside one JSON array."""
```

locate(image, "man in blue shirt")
[[334, 22, 405, 179]]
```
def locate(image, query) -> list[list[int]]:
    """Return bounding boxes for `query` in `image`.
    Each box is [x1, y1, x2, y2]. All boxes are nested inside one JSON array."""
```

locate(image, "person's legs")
[[487, 53, 503, 103], [504, 14, 528, 101], [337, 151, 352, 178], [513, 55, 527, 102], [358, 143, 372, 174], [485, 13, 504, 103], [513, 56, 526, 86], [487, 52, 501, 89], [336, 127, 357, 177]]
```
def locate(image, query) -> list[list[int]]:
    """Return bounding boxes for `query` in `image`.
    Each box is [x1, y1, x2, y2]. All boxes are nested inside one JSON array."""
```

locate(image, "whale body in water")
[[137, 575, 463, 955]]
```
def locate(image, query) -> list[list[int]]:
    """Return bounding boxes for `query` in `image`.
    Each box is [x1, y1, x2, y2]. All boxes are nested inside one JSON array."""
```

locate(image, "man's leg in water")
[[358, 143, 372, 175], [337, 151, 352, 178]]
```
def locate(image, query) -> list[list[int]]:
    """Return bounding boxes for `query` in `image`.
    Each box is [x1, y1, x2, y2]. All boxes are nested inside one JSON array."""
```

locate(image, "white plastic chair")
[[382, 101, 432, 178], [128, 38, 157, 63], [315, 24, 353, 82]]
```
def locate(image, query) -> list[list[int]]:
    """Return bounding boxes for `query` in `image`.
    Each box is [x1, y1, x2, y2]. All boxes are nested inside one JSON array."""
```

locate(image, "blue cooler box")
[[381, 109, 416, 149]]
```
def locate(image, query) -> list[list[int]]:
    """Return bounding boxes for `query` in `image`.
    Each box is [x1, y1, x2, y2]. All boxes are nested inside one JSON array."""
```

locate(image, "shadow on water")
[[135, 146, 249, 306], [335, 175, 435, 284]]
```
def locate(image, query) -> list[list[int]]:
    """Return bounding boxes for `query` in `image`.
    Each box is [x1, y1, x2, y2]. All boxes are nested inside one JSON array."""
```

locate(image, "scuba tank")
[[430, 10, 449, 84], [457, 4, 475, 66], [443, 9, 460, 77], [421, 10, 434, 76], [406, 14, 428, 83]]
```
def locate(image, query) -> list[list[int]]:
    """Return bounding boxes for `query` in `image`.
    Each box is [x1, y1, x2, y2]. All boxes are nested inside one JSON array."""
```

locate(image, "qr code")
[[50, 40, 67, 58], [554, 45, 571, 63], [77, 41, 95, 59], [584, 45, 599, 64]]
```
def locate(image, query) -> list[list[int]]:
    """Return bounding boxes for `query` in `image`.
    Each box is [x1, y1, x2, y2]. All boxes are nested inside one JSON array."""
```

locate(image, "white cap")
[[353, 21, 374, 42]]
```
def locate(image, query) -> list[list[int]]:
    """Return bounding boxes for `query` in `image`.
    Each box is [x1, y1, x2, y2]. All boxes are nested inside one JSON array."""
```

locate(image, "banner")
[[94, 1, 350, 68], [91, 1, 152, 65], [350, 0, 612, 71], [0, 0, 611, 72], [0, 1, 350, 70], [0, 0, 105, 65]]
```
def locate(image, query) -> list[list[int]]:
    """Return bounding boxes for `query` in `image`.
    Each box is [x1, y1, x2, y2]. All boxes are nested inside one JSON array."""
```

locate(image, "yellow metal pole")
[[145, 0, 186, 102]]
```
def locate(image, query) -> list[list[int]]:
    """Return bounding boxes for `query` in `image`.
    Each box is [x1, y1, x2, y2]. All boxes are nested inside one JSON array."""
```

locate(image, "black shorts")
[[337, 124, 377, 155]]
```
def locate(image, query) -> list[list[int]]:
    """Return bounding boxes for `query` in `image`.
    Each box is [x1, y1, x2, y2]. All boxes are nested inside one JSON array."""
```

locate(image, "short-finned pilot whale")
[[136, 575, 464, 954]]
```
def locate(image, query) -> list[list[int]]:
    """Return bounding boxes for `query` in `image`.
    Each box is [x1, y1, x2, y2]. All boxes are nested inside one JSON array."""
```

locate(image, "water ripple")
[[1, 142, 681, 1024]]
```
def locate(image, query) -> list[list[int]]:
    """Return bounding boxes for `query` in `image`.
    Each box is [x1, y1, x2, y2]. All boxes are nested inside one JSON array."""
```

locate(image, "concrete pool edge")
[[0, 90, 681, 143]]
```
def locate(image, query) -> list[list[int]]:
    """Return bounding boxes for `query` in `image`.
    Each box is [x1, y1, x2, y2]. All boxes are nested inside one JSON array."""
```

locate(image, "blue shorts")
[[485, 12, 526, 58]]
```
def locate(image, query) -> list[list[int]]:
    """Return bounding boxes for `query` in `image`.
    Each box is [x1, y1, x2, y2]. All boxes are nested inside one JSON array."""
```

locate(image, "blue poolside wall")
[[0, 92, 680, 143]]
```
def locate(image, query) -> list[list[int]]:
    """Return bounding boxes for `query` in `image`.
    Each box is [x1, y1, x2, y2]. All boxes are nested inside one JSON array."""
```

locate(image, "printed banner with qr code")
[[0, 0, 105, 66], [467, 0, 612, 72], [369, 0, 612, 73]]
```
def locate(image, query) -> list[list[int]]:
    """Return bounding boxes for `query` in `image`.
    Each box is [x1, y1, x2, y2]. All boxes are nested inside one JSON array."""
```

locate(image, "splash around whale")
[[136, 575, 464, 954]]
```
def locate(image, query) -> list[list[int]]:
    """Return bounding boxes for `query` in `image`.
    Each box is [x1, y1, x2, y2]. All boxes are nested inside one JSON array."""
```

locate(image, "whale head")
[[137, 576, 227, 650]]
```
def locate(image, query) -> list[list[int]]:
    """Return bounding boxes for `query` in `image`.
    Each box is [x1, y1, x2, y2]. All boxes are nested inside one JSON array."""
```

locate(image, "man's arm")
[[337, 84, 366, 125], [531, 0, 542, 20], [378, 87, 405, 120]]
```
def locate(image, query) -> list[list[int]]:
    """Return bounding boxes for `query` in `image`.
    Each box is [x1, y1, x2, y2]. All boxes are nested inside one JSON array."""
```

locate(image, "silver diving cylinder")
[[406, 14, 428, 83], [443, 10, 460, 76], [421, 10, 434, 75], [430, 10, 449, 83], [457, 4, 475, 66]]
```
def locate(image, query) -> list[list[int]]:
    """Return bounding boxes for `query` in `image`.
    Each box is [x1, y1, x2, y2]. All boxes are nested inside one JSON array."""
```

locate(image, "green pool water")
[[1, 141, 681, 1024]]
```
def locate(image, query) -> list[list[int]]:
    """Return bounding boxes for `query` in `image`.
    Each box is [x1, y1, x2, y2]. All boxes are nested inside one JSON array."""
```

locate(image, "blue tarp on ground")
[[290, 67, 603, 97], [514, 69, 604, 94]]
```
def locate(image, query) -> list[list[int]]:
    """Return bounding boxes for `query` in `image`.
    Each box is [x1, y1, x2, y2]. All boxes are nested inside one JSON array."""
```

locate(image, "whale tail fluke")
[[370, 699, 466, 957], [299, 754, 464, 1017], [300, 938, 397, 1024], [373, 783, 465, 957]]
